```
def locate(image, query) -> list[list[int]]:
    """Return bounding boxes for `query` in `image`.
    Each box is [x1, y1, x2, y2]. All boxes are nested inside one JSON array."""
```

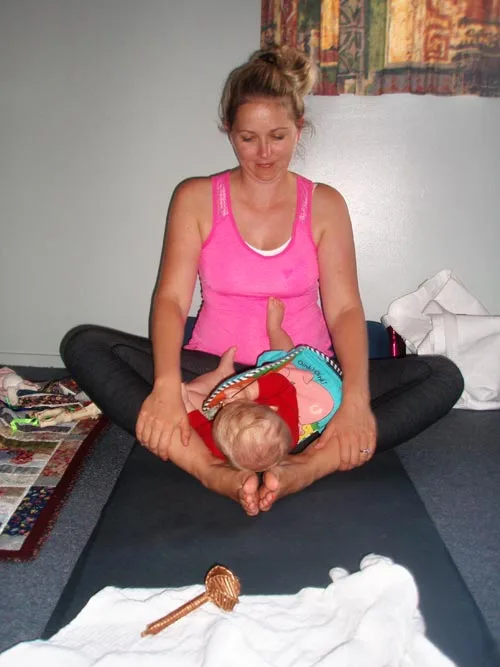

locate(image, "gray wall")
[[1, 0, 499, 366]]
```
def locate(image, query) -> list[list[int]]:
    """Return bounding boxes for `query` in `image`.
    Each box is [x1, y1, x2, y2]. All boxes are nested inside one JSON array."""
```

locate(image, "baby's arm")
[[181, 382, 205, 413], [184, 346, 237, 400], [224, 381, 260, 403]]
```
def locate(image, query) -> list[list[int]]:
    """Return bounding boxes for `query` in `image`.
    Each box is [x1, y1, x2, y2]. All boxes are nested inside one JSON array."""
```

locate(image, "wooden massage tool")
[[141, 565, 241, 637]]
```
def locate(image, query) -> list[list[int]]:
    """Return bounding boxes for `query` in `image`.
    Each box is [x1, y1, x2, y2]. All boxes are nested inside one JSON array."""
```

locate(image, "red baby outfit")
[[188, 372, 299, 461]]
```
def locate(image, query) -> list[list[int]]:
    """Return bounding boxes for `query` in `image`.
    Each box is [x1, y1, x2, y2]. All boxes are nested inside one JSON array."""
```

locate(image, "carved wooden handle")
[[141, 565, 241, 637]]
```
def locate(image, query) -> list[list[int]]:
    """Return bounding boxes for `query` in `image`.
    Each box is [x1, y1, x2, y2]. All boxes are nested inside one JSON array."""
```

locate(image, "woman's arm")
[[312, 184, 377, 470], [314, 185, 369, 400], [136, 178, 209, 459]]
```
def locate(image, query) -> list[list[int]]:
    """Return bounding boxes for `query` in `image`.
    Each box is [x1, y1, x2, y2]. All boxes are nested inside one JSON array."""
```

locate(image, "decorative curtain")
[[261, 0, 500, 96]]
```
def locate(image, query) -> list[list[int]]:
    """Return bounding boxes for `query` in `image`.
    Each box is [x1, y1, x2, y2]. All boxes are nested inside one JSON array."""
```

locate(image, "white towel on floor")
[[0, 555, 456, 667]]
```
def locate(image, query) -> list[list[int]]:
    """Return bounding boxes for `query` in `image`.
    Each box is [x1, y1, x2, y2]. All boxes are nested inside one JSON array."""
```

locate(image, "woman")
[[61, 46, 463, 515]]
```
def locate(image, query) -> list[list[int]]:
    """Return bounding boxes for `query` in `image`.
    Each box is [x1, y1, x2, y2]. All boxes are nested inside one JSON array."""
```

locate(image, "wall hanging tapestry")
[[261, 0, 500, 95]]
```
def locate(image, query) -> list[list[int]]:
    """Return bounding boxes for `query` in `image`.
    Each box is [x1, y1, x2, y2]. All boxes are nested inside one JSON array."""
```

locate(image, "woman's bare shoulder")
[[311, 182, 351, 240], [313, 182, 348, 211], [167, 177, 214, 224], [173, 176, 212, 201]]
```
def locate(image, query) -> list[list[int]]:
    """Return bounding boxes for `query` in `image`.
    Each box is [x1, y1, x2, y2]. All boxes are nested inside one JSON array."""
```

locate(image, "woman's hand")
[[313, 397, 377, 471], [136, 384, 191, 461]]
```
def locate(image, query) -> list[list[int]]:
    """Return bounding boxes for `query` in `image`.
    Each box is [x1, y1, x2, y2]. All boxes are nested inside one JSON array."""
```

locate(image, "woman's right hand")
[[136, 384, 191, 461]]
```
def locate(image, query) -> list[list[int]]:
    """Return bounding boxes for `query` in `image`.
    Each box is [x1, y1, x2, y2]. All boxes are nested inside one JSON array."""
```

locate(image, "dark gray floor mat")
[[45, 446, 499, 667]]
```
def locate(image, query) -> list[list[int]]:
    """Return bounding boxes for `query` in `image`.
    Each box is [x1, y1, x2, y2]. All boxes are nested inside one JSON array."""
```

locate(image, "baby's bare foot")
[[266, 297, 285, 338]]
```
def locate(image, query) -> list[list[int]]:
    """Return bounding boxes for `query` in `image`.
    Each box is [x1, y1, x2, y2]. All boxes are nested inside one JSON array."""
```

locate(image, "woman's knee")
[[370, 354, 464, 408], [391, 354, 463, 388], [60, 324, 113, 366], [417, 355, 464, 402]]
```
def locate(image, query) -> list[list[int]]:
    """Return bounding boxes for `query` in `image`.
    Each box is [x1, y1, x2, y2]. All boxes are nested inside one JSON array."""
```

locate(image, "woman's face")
[[229, 97, 301, 183]]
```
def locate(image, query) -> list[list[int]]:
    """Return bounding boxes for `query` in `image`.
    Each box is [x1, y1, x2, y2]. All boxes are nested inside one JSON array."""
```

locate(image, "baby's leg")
[[186, 346, 237, 397], [267, 298, 294, 351]]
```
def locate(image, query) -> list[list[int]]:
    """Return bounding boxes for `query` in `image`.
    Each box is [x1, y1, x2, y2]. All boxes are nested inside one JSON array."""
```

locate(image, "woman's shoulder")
[[173, 170, 232, 203], [293, 171, 345, 206], [312, 182, 347, 209], [173, 175, 211, 198], [170, 176, 214, 217], [310, 182, 351, 241]]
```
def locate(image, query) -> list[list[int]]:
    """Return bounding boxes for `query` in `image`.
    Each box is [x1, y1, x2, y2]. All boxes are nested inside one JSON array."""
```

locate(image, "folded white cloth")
[[0, 555, 456, 667], [382, 269, 500, 410]]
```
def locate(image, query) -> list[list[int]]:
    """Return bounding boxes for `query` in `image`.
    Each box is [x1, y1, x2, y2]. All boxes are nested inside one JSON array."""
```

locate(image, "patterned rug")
[[0, 374, 106, 560]]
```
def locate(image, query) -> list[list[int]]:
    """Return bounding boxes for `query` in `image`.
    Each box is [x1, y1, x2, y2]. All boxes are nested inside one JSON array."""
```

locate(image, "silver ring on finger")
[[360, 448, 371, 455]]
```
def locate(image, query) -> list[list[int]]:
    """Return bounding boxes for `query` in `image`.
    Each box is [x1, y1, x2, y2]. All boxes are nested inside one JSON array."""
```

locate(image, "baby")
[[182, 297, 299, 472]]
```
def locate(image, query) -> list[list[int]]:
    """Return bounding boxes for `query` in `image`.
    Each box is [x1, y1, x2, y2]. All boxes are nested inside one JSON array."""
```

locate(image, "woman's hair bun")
[[219, 44, 316, 130], [251, 45, 317, 97]]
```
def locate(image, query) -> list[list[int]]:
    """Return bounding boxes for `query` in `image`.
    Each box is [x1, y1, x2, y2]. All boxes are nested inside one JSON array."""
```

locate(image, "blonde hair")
[[219, 45, 317, 131], [212, 400, 293, 472]]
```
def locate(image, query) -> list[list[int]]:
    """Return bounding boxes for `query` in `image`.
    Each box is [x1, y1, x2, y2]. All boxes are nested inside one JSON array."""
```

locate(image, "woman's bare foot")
[[258, 456, 316, 511], [258, 469, 281, 511], [238, 473, 260, 516], [202, 462, 260, 516]]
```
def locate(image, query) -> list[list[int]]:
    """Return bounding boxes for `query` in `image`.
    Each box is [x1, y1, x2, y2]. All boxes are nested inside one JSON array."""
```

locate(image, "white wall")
[[1, 0, 499, 366], [302, 94, 500, 320]]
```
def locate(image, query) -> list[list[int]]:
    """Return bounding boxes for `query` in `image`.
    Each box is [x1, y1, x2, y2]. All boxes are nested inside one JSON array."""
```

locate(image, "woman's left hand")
[[313, 398, 377, 471]]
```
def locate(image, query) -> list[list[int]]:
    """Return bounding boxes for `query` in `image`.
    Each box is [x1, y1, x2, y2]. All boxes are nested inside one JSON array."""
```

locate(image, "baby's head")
[[212, 400, 292, 472]]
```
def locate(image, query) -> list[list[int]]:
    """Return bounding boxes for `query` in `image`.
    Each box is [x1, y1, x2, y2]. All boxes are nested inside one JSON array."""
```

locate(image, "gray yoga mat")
[[45, 446, 500, 667]]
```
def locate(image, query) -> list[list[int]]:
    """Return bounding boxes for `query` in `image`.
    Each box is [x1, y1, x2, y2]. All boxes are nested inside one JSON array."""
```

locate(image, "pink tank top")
[[185, 171, 332, 365]]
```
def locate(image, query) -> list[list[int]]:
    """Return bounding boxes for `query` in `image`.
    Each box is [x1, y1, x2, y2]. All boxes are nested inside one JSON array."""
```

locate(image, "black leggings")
[[60, 324, 464, 453]]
